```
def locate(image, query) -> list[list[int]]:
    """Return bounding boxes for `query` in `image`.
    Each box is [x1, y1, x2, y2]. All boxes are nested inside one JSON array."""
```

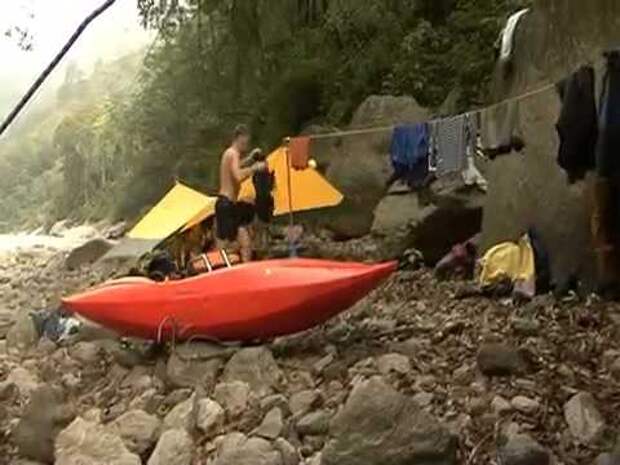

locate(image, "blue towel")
[[389, 124, 430, 187]]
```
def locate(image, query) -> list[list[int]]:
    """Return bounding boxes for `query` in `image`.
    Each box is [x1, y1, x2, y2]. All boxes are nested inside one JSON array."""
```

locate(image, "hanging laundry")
[[431, 115, 468, 176], [555, 65, 597, 183], [289, 136, 311, 170], [462, 113, 488, 191], [389, 124, 431, 189], [480, 99, 524, 158], [498, 9, 529, 63], [595, 50, 620, 178]]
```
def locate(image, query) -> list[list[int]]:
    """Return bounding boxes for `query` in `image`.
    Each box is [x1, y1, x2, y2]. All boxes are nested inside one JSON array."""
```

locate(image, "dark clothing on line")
[[215, 196, 255, 241], [389, 124, 430, 188], [596, 51, 620, 178], [555, 65, 597, 183]]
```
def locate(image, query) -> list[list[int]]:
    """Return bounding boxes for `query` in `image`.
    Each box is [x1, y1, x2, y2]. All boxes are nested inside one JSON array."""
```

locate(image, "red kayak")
[[62, 259, 397, 342]]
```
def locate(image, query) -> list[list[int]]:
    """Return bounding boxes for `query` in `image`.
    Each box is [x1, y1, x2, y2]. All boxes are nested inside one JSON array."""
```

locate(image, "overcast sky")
[[0, 0, 151, 113]]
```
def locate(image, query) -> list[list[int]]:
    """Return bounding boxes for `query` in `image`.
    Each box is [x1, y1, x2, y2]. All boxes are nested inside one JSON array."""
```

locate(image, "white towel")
[[500, 8, 530, 62]]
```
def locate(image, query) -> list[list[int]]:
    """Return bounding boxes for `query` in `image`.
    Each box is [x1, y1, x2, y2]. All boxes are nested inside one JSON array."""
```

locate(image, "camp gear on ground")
[[555, 65, 597, 183], [215, 196, 255, 241], [435, 234, 480, 280], [289, 136, 311, 170], [146, 251, 179, 281], [389, 124, 431, 188], [30, 309, 82, 343], [188, 250, 241, 275], [478, 234, 536, 299], [498, 8, 529, 63], [62, 259, 397, 342]]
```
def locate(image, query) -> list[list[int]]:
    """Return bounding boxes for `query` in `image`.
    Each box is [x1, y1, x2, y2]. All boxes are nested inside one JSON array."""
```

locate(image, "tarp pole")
[[0, 0, 118, 138], [284, 137, 296, 257]]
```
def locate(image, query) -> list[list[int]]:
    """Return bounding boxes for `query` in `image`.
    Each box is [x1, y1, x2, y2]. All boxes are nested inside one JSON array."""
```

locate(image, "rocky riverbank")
[[1, 236, 620, 465]]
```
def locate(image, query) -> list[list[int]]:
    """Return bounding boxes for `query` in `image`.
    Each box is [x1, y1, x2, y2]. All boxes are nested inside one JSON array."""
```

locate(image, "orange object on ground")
[[289, 136, 311, 170], [61, 259, 397, 342]]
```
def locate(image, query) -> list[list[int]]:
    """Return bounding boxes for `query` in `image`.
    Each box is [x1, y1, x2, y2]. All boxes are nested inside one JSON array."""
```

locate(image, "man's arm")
[[230, 150, 261, 183]]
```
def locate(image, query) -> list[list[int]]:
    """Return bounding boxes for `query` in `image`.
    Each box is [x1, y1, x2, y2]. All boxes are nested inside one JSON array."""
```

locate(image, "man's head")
[[232, 124, 251, 153]]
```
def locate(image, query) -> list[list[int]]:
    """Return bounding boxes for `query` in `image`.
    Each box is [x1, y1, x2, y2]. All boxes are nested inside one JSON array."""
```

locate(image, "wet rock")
[[211, 432, 283, 465], [254, 407, 284, 440], [163, 392, 197, 432], [492, 396, 513, 415], [55, 417, 141, 465], [322, 376, 457, 465], [290, 390, 321, 417], [147, 429, 193, 465], [65, 238, 114, 270], [376, 353, 410, 375], [6, 311, 38, 353], [196, 398, 225, 437], [297, 410, 332, 436], [108, 409, 161, 455], [222, 347, 282, 398], [166, 353, 222, 389], [13, 385, 74, 463], [477, 343, 523, 377], [511, 396, 540, 415], [497, 434, 550, 465], [313, 354, 334, 374], [274, 438, 300, 465], [564, 392, 605, 444], [214, 381, 250, 419]]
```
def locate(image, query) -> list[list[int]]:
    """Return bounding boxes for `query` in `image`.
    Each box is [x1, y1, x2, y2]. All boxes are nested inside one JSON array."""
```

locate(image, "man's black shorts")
[[215, 196, 255, 241]]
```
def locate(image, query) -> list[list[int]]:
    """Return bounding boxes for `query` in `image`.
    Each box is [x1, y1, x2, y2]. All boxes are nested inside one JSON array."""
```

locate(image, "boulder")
[[222, 347, 282, 398], [254, 407, 284, 440], [6, 311, 38, 353], [497, 434, 550, 465], [196, 398, 225, 437], [297, 410, 332, 436], [214, 381, 251, 418], [564, 392, 606, 444], [477, 343, 523, 377], [65, 238, 114, 270], [166, 352, 222, 389], [108, 409, 162, 455], [55, 417, 141, 465], [211, 432, 283, 465], [316, 95, 429, 238], [13, 385, 74, 463], [147, 429, 193, 465], [322, 376, 457, 465], [163, 392, 197, 432]]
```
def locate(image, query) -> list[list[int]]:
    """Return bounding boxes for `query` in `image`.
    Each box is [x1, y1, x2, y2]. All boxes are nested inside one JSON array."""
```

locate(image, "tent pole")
[[284, 137, 295, 257]]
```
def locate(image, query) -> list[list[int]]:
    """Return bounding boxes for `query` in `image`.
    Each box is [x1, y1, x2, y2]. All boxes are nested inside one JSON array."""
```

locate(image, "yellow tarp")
[[478, 234, 535, 287], [128, 183, 217, 240], [184, 146, 343, 230]]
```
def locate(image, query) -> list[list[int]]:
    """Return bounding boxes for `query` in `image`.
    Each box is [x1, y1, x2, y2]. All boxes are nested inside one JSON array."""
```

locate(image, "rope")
[[307, 59, 606, 142]]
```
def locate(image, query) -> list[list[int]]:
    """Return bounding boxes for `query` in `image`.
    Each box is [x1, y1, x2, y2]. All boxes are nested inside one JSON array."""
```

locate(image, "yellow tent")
[[128, 182, 217, 240], [184, 146, 343, 230]]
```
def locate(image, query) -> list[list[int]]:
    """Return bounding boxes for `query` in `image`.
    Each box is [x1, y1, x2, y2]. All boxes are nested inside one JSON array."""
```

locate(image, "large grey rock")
[[196, 398, 225, 437], [497, 434, 550, 465], [254, 407, 284, 440], [564, 392, 606, 444], [65, 238, 114, 270], [13, 386, 74, 463], [322, 376, 457, 465], [477, 343, 523, 377], [212, 432, 283, 465], [108, 409, 161, 455], [55, 417, 141, 465], [316, 95, 429, 238], [6, 311, 38, 353], [163, 392, 197, 432], [147, 429, 193, 465], [166, 352, 222, 389], [214, 381, 250, 418], [222, 347, 282, 398]]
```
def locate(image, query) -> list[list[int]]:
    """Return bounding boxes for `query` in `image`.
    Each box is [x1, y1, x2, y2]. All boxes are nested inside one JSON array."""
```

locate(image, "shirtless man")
[[215, 124, 266, 262]]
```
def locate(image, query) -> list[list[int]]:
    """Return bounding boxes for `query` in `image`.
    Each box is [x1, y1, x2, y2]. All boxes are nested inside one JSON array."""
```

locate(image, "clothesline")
[[308, 59, 604, 142]]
